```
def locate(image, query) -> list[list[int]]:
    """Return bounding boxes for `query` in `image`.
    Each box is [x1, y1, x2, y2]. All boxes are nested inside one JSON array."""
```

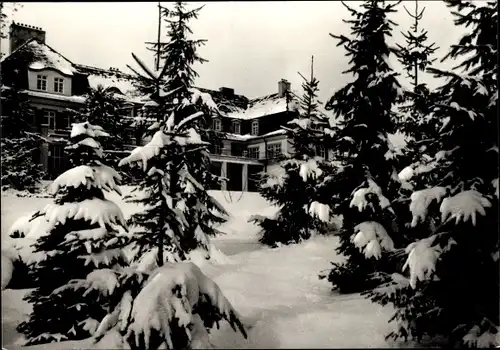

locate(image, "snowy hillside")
[[1, 187, 407, 349]]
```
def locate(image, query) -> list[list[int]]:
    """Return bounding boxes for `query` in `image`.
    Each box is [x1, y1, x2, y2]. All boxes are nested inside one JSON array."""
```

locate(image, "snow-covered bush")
[[14, 121, 129, 345], [364, 1, 499, 347], [1, 80, 45, 192], [318, 1, 406, 294], [78, 262, 247, 349], [255, 59, 334, 247]]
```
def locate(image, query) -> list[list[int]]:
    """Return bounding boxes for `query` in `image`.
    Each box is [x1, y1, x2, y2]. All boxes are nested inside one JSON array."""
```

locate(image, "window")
[[63, 114, 71, 129], [53, 77, 64, 93], [42, 110, 56, 130], [251, 120, 259, 136], [247, 146, 260, 159], [267, 142, 282, 159], [212, 118, 222, 131], [232, 121, 241, 134], [37, 75, 47, 91], [48, 143, 68, 179], [213, 144, 221, 154], [316, 145, 326, 158]]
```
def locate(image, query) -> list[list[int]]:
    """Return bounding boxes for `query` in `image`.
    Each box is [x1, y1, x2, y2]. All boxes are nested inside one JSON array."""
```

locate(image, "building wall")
[[28, 69, 73, 96], [246, 135, 289, 160]]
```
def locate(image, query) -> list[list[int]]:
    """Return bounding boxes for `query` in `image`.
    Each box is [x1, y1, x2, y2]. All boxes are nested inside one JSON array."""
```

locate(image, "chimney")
[[9, 22, 46, 54], [278, 79, 291, 98], [219, 87, 235, 97]]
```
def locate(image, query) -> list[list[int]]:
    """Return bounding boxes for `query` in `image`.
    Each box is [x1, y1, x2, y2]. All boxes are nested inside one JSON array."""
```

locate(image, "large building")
[[1, 22, 323, 192]]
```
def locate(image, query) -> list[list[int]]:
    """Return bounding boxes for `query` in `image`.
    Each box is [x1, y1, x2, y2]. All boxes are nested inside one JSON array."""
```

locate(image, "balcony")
[[208, 147, 263, 165]]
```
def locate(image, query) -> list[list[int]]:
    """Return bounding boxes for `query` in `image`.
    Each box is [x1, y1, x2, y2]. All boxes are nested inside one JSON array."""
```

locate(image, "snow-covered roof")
[[87, 74, 137, 98], [227, 93, 292, 120], [23, 39, 77, 76]]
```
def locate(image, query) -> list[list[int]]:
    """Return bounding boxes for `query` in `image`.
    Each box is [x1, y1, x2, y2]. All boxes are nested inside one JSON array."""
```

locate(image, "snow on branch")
[[43, 198, 127, 229], [440, 190, 492, 226], [351, 221, 395, 260], [402, 235, 444, 289], [409, 187, 448, 227], [56, 268, 120, 298], [308, 201, 330, 222], [71, 121, 109, 139], [262, 167, 287, 189], [92, 262, 247, 349], [492, 178, 498, 198], [188, 87, 219, 112], [463, 323, 500, 348], [174, 128, 208, 146], [350, 178, 395, 214], [176, 111, 204, 131], [118, 130, 170, 171], [49, 164, 122, 195], [5, 214, 54, 263], [299, 158, 323, 182]]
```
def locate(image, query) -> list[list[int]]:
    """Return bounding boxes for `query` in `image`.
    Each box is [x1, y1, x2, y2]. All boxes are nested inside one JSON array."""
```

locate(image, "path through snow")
[[2, 189, 400, 349]]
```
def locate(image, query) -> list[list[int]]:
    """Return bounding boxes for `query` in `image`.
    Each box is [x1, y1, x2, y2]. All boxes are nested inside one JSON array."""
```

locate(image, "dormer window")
[[251, 120, 259, 136], [37, 75, 47, 91], [53, 77, 64, 93], [232, 121, 241, 134], [213, 118, 222, 132]]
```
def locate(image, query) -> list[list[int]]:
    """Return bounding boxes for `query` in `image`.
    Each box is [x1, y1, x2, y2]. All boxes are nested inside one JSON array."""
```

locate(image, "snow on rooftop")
[[227, 94, 293, 120], [87, 74, 137, 99], [25, 40, 76, 76]]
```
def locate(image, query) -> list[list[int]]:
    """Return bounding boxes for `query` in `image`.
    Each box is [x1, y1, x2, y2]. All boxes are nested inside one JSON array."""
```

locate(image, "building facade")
[[1, 22, 307, 192]]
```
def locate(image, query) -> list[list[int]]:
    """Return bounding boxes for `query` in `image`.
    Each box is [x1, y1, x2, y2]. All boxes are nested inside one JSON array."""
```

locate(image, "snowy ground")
[[1, 186, 404, 349]]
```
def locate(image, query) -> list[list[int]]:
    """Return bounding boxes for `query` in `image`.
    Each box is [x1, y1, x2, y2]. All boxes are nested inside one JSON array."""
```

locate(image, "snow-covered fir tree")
[[1, 80, 44, 192], [395, 0, 440, 190], [119, 1, 226, 270], [15, 121, 129, 345], [364, 1, 499, 347], [253, 56, 334, 246], [318, 0, 406, 294]]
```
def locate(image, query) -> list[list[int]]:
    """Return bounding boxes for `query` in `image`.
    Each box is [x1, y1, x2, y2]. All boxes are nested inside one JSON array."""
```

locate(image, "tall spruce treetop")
[[120, 1, 226, 270], [365, 1, 498, 347], [392, 0, 440, 231], [320, 0, 405, 294], [15, 121, 128, 345], [396, 0, 439, 145]]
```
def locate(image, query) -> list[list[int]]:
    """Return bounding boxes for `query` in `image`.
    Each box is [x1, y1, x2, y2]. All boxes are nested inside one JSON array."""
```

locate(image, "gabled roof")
[[2, 38, 78, 76]]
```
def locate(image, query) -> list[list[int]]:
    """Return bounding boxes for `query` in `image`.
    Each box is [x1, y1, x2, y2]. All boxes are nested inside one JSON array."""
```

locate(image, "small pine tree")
[[319, 0, 406, 294], [254, 56, 333, 247], [364, 1, 499, 347], [119, 1, 226, 270], [1, 81, 45, 192], [16, 121, 129, 345], [69, 84, 132, 167]]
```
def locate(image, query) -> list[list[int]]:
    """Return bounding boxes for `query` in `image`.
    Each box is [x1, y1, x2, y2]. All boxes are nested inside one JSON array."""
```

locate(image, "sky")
[[2, 1, 466, 102]]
